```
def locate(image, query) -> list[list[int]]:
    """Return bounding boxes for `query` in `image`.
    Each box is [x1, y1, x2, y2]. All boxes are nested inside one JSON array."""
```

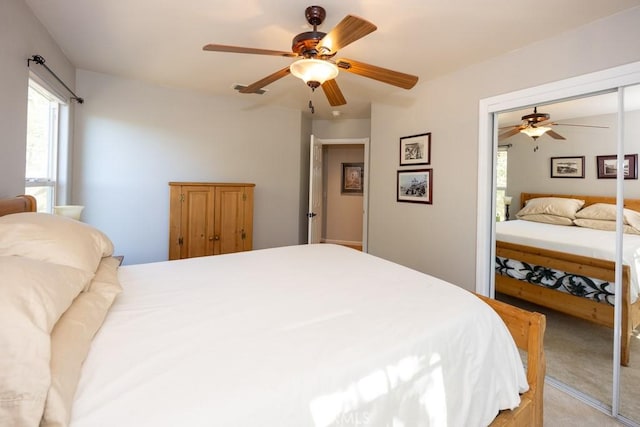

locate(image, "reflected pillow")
[[575, 203, 640, 231], [517, 214, 574, 226], [516, 197, 585, 220], [573, 218, 640, 235]]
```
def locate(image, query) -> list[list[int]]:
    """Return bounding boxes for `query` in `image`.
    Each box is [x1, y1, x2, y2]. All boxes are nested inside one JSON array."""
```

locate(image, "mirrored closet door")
[[488, 79, 640, 425], [619, 82, 640, 424]]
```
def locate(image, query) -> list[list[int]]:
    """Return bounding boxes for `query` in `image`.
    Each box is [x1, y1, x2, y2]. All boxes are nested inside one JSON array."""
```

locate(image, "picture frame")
[[400, 132, 431, 166], [397, 169, 432, 204], [341, 162, 364, 194], [550, 156, 585, 178], [596, 154, 638, 179]]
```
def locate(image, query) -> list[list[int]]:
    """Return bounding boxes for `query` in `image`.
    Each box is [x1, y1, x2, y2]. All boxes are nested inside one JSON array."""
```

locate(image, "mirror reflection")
[[493, 90, 640, 420]]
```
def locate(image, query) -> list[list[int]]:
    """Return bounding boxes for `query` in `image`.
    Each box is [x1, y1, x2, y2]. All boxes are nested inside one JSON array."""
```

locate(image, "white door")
[[307, 134, 323, 243]]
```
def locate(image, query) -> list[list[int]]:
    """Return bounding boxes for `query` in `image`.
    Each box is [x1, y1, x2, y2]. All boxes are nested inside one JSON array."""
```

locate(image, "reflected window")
[[496, 149, 508, 221]]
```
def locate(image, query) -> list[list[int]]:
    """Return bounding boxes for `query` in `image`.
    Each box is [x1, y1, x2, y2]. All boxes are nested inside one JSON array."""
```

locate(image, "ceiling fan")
[[202, 5, 419, 107], [499, 107, 609, 141]]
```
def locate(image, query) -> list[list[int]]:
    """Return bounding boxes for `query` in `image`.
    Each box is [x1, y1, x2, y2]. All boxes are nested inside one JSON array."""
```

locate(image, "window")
[[25, 79, 65, 213], [496, 148, 508, 221]]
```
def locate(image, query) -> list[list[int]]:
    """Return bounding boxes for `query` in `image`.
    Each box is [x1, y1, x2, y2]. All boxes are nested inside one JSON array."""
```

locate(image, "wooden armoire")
[[168, 182, 254, 260]]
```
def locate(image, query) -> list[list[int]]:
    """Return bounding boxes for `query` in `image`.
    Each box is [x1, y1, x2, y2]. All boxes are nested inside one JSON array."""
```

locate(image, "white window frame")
[[25, 76, 68, 212]]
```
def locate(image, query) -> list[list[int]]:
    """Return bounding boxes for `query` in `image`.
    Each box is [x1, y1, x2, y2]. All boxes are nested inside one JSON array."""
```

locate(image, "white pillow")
[[43, 257, 123, 427], [0, 256, 92, 427], [516, 197, 585, 220], [0, 212, 113, 274]]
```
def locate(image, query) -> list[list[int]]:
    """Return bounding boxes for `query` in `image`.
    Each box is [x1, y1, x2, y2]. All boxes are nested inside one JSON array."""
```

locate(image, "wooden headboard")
[[520, 192, 640, 213], [0, 195, 37, 217]]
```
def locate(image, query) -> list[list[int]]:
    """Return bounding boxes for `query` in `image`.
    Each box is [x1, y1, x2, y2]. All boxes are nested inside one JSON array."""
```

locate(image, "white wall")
[[74, 70, 307, 265], [312, 119, 371, 139], [0, 0, 75, 198], [368, 7, 640, 290]]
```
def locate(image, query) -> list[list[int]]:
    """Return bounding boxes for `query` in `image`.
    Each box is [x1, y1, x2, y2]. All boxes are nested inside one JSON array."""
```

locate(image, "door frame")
[[308, 136, 370, 252]]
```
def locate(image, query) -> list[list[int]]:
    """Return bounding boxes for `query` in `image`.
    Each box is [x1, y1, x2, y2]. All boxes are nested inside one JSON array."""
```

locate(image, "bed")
[[495, 192, 640, 367], [0, 195, 545, 427]]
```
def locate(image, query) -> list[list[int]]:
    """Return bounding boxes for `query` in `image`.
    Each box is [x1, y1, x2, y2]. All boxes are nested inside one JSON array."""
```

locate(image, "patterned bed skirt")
[[495, 256, 615, 305]]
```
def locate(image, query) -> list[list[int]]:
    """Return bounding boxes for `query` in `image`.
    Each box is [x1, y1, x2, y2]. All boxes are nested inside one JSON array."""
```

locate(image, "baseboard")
[[321, 238, 362, 247]]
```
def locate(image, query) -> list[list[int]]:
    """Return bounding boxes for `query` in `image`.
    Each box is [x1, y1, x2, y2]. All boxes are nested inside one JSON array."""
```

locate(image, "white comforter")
[[71, 244, 527, 427], [496, 219, 640, 302]]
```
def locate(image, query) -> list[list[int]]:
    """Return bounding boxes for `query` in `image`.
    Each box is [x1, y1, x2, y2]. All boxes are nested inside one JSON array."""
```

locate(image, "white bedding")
[[496, 220, 640, 302], [71, 244, 527, 427]]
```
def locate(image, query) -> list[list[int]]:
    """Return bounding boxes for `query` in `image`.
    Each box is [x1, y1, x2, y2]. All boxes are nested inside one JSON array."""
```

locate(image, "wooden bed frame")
[[0, 195, 545, 427], [480, 295, 546, 427], [496, 192, 640, 367]]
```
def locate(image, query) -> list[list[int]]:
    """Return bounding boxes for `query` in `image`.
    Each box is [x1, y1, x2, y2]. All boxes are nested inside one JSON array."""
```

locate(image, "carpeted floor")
[[497, 293, 640, 424]]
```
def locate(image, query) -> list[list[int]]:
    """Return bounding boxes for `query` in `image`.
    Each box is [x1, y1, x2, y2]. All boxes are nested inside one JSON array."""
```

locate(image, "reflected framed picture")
[[550, 156, 585, 178], [341, 162, 364, 194], [596, 154, 638, 179], [397, 169, 432, 204], [400, 132, 431, 166]]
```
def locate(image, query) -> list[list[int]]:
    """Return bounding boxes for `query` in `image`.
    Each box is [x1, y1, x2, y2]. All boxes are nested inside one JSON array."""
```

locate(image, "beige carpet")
[[497, 293, 640, 423]]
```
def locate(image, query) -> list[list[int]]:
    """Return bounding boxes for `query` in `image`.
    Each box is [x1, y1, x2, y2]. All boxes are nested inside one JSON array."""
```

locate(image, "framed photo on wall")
[[596, 154, 638, 179], [341, 162, 364, 194], [550, 156, 585, 178], [397, 169, 432, 204], [400, 133, 431, 166]]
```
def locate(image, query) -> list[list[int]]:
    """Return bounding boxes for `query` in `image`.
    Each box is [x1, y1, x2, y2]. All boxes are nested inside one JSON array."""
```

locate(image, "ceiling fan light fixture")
[[290, 59, 339, 88], [520, 125, 551, 140]]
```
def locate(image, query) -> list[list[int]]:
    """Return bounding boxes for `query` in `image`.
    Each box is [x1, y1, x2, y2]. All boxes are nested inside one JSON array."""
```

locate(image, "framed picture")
[[341, 162, 364, 194], [397, 169, 432, 204], [550, 156, 585, 178], [400, 132, 431, 166], [597, 154, 638, 179]]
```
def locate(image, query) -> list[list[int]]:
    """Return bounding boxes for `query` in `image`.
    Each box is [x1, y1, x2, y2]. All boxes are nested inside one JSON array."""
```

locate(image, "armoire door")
[[180, 185, 215, 259], [214, 185, 253, 255]]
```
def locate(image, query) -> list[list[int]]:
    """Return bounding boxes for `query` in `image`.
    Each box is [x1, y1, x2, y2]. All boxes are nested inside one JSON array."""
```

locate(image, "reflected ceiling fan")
[[499, 107, 608, 141], [202, 5, 419, 107]]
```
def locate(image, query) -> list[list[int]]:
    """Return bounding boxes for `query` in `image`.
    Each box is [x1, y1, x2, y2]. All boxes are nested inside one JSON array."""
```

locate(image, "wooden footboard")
[[477, 295, 546, 427], [496, 240, 639, 366]]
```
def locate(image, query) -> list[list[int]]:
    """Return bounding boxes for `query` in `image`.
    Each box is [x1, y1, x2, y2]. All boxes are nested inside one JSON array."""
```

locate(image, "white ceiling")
[[24, 0, 640, 119]]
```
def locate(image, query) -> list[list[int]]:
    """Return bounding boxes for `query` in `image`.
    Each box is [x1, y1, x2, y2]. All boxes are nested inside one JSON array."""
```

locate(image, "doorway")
[[308, 136, 370, 252]]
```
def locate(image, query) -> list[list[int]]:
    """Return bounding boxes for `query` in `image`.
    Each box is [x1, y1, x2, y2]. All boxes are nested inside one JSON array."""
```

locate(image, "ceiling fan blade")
[[546, 129, 566, 140], [203, 44, 298, 58], [499, 127, 522, 140], [238, 66, 291, 94], [321, 79, 347, 106], [318, 15, 377, 53], [548, 122, 609, 129], [337, 59, 418, 89]]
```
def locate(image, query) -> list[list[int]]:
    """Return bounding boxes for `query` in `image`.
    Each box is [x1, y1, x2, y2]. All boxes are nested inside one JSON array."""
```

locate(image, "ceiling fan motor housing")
[[292, 31, 327, 57], [521, 107, 550, 124]]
